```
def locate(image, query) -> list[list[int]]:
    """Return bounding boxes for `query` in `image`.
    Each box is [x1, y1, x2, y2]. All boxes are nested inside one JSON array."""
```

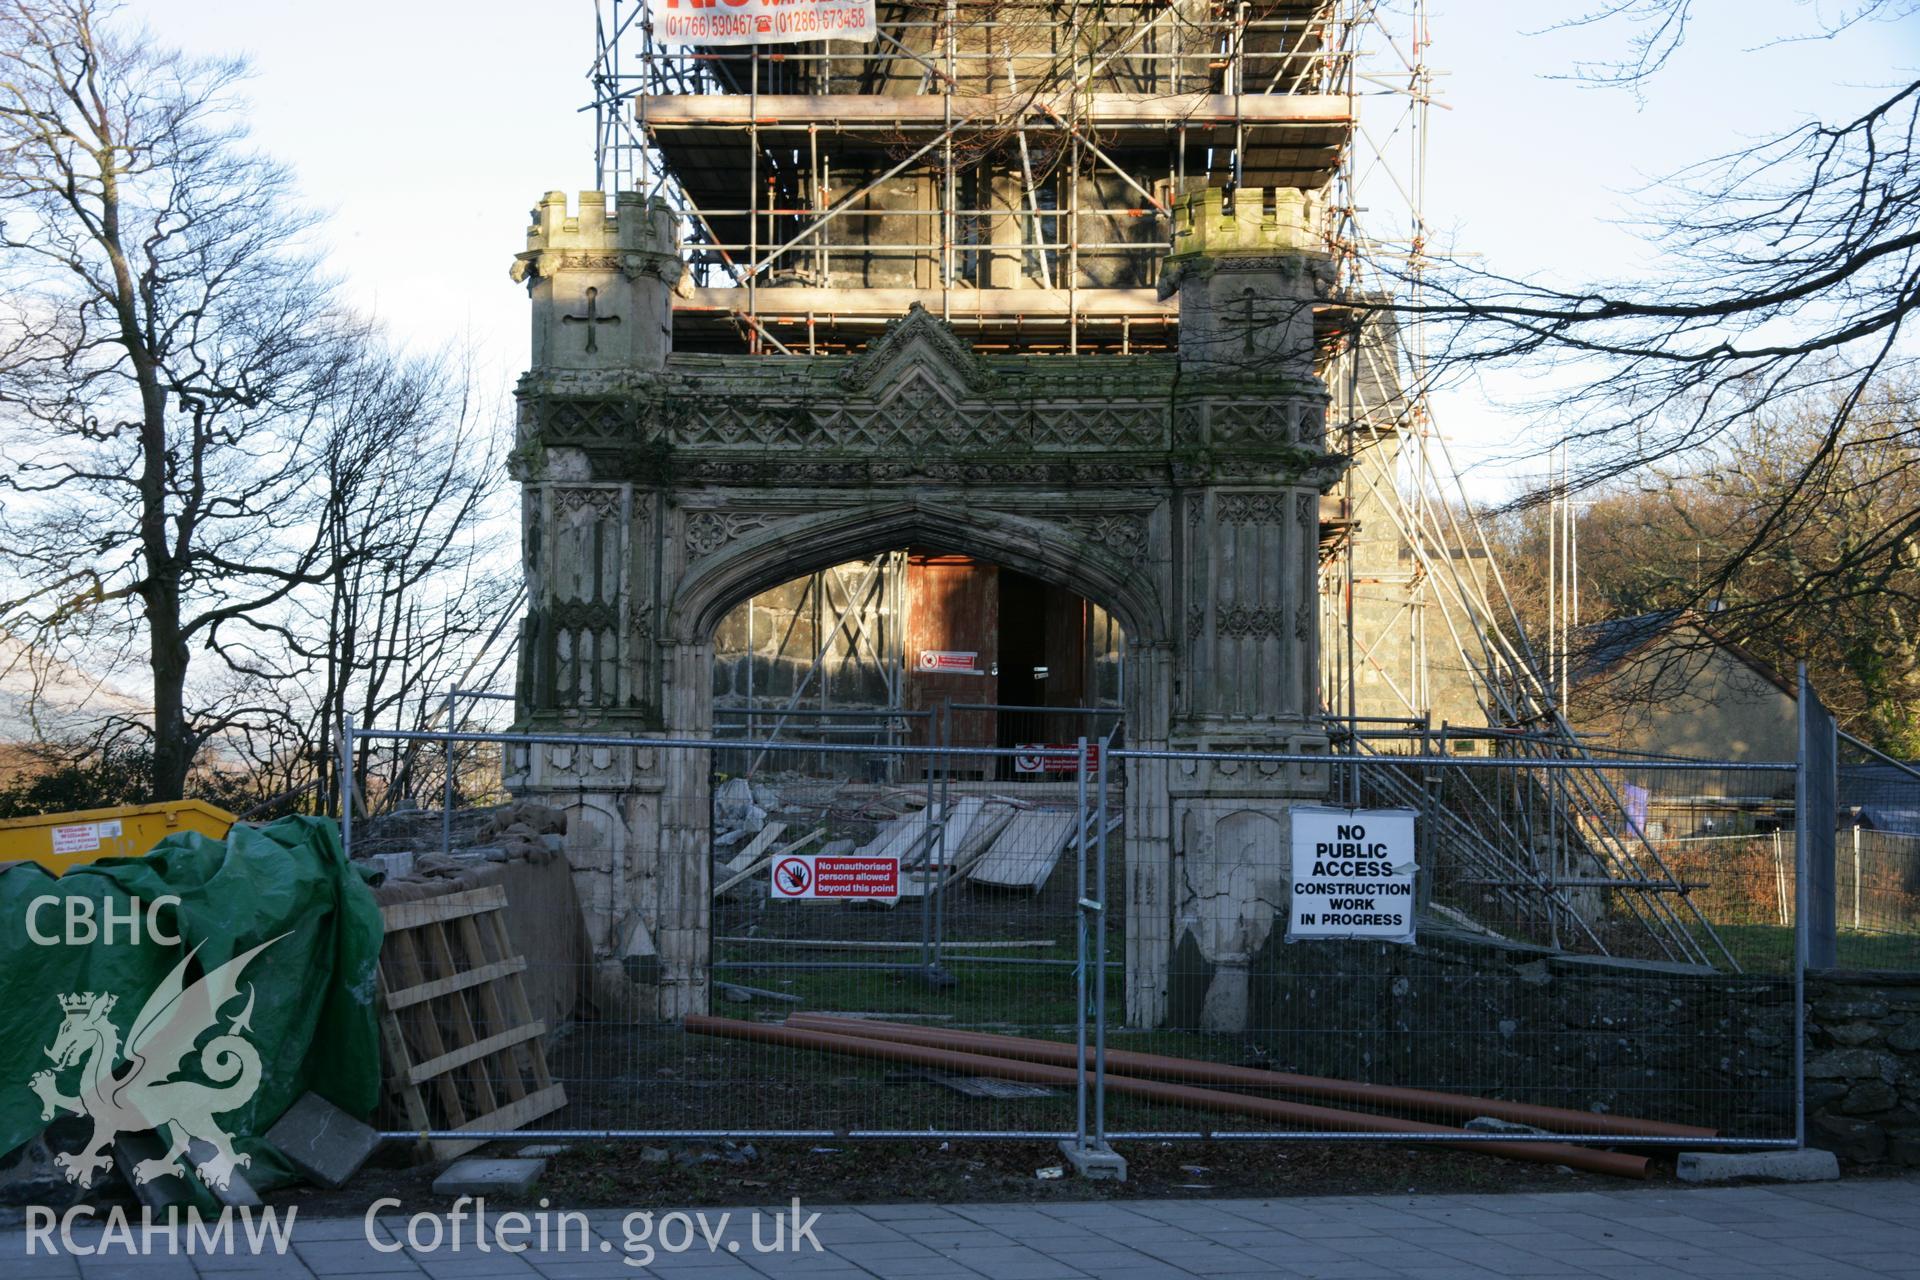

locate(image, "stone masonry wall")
[[710, 568, 893, 710], [1171, 938, 1920, 1162], [1804, 970, 1920, 1165], [1165, 926, 1798, 1137]]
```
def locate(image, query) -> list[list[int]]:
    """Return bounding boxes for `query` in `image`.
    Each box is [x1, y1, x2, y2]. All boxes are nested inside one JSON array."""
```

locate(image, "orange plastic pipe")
[[685, 1014, 1649, 1179], [785, 1013, 1717, 1142]]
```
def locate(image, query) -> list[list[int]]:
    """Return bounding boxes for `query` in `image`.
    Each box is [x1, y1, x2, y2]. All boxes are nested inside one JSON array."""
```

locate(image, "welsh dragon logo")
[[29, 937, 280, 1191]]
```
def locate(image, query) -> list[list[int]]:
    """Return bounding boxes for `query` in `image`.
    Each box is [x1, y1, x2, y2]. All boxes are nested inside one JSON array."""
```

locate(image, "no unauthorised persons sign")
[[771, 854, 900, 900], [1287, 806, 1418, 944]]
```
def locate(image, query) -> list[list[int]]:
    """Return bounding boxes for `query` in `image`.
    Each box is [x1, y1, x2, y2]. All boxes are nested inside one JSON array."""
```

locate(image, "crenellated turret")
[[1162, 187, 1332, 380], [511, 190, 683, 373]]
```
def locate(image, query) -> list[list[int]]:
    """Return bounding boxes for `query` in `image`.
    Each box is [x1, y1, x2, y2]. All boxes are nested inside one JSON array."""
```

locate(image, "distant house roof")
[[1569, 609, 1795, 697], [1842, 763, 1920, 836], [1854, 805, 1920, 836], [1569, 610, 1684, 687]]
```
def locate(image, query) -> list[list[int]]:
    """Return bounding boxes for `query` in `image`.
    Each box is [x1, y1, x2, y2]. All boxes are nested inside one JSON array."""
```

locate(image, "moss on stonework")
[[522, 375, 1341, 486], [600, 439, 677, 486], [1173, 376, 1324, 398], [507, 435, 549, 481], [570, 443, 1343, 492], [1168, 442, 1343, 479]]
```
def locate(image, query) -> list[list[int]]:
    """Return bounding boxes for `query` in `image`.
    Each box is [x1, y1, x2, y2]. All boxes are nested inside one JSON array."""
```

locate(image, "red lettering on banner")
[[649, 0, 874, 43]]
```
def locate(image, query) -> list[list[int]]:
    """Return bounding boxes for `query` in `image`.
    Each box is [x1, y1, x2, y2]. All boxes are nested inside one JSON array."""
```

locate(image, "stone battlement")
[[522, 190, 677, 258], [512, 190, 682, 374], [1168, 186, 1323, 260]]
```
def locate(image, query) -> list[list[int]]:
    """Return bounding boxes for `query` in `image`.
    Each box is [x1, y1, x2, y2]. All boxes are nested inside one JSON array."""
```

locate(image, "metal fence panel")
[[1836, 732, 1920, 962], [1800, 670, 1839, 968], [340, 719, 1826, 1152], [1101, 747, 1800, 1149]]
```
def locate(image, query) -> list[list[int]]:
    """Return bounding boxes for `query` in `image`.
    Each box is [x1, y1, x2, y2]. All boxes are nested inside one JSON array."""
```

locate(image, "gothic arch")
[[512, 189, 1340, 1028], [670, 497, 1172, 651]]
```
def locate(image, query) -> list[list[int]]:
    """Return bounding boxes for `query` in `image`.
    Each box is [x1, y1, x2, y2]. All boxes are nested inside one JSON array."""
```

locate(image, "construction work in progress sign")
[[1287, 807, 1418, 944]]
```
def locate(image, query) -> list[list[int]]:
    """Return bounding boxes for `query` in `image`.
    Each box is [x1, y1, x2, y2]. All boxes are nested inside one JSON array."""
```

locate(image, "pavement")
[[4, 1179, 1918, 1279]]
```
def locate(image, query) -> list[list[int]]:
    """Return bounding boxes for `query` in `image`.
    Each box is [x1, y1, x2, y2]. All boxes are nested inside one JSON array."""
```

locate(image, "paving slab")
[[429, 1158, 546, 1198], [265, 1095, 381, 1191], [4, 1179, 1920, 1278]]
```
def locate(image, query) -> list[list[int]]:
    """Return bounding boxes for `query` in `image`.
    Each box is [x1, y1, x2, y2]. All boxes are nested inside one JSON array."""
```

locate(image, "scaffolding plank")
[[427, 1086, 570, 1163], [857, 807, 931, 860], [380, 886, 509, 932], [922, 796, 987, 866], [723, 821, 789, 873], [638, 92, 1352, 127], [406, 1023, 547, 1088], [385, 956, 528, 1012], [680, 285, 1175, 321], [966, 809, 1079, 892]]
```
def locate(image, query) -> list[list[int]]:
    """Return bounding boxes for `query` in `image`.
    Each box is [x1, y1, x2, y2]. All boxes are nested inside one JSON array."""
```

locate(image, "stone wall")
[[1164, 925, 1798, 1136], [710, 565, 895, 709], [1804, 970, 1920, 1165], [1151, 933, 1920, 1161]]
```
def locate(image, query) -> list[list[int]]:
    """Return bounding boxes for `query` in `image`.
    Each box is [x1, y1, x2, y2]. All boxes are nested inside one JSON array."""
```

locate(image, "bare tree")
[[300, 340, 512, 818], [1386, 0, 1920, 705], [1489, 377, 1920, 753], [0, 0, 363, 799]]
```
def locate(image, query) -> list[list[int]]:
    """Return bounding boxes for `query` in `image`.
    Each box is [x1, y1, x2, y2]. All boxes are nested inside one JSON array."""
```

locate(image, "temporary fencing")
[[336, 713, 1855, 1167]]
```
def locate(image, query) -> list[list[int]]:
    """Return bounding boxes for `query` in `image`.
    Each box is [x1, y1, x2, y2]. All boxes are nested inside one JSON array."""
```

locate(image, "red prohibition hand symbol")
[[775, 858, 812, 894]]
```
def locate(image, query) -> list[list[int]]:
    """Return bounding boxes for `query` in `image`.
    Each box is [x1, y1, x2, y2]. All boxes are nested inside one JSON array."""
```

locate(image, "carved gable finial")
[[838, 302, 999, 395]]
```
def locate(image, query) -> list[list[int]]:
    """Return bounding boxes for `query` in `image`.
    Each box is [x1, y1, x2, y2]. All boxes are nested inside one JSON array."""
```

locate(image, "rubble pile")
[[353, 799, 567, 881]]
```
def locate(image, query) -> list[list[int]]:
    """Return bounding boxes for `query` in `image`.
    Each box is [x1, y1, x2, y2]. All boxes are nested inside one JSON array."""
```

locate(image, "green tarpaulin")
[[0, 815, 383, 1193]]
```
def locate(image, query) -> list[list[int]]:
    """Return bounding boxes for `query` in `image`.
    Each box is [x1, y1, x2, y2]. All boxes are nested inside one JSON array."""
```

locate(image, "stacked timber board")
[[966, 810, 1082, 892]]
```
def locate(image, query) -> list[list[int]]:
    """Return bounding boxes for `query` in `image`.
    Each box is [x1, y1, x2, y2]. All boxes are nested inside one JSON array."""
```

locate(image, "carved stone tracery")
[[1218, 493, 1291, 524], [553, 486, 623, 516], [1056, 511, 1149, 560], [512, 187, 1346, 1034], [685, 510, 776, 557], [1217, 603, 1287, 637]]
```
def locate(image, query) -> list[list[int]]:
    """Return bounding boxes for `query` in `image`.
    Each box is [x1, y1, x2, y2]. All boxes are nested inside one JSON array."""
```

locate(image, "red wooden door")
[[905, 553, 998, 749]]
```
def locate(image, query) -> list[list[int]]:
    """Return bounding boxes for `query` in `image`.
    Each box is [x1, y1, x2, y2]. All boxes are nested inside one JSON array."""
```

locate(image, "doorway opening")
[[710, 549, 1125, 767]]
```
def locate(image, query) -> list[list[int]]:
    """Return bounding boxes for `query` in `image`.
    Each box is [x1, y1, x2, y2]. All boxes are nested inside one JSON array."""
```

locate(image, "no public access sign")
[[1287, 807, 1418, 944], [771, 854, 900, 901]]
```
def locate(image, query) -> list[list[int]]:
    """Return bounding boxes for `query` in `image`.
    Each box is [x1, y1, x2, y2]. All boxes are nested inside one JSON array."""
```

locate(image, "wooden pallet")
[[376, 885, 566, 1160]]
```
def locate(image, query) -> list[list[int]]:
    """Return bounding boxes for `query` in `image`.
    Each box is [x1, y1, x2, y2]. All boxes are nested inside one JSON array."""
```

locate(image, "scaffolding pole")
[[585, 0, 1725, 965]]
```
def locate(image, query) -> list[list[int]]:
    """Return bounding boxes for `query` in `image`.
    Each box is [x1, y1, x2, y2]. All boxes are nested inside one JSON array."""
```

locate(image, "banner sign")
[[647, 0, 877, 47], [916, 650, 981, 675], [771, 854, 899, 900], [1013, 744, 1100, 774], [1287, 807, 1418, 944]]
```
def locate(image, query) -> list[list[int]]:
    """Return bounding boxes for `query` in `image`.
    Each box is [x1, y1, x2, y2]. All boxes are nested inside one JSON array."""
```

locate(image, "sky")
[[135, 0, 1920, 500], [1420, 0, 1920, 492]]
